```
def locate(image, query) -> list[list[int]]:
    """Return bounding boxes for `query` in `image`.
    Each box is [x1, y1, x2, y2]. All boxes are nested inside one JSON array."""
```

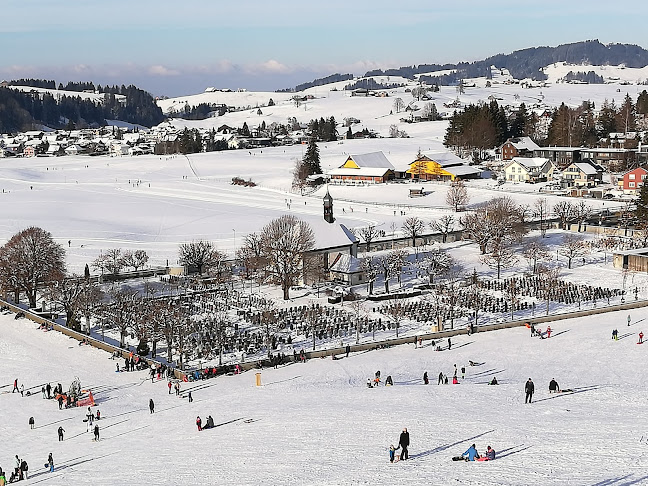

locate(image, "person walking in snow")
[[438, 372, 443, 385], [525, 378, 535, 403], [612, 329, 618, 340], [12, 379, 18, 393], [46, 383, 51, 399], [188, 391, 193, 403], [628, 314, 631, 327], [93, 424, 100, 441], [398, 428, 410, 461], [423, 372, 429, 385], [546, 326, 552, 338], [58, 426, 65, 441], [196, 416, 202, 431], [448, 338, 452, 350], [168, 381, 172, 394], [640, 332, 644, 344], [47, 453, 54, 472], [149, 398, 155, 413], [29, 417, 34, 429], [19, 384, 24, 397], [461, 366, 466, 379]]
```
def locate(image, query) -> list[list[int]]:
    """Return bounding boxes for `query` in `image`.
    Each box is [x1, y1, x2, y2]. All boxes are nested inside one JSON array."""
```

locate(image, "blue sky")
[[2, 0, 648, 96]]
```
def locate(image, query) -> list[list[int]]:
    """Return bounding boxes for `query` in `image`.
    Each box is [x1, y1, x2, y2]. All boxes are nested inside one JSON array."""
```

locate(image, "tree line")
[[0, 84, 164, 133]]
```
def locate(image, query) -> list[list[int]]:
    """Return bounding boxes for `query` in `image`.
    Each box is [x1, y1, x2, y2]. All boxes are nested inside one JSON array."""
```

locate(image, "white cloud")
[[148, 65, 180, 77]]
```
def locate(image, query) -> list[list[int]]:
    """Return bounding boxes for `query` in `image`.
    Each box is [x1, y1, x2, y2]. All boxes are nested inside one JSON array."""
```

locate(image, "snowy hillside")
[[1, 306, 647, 485], [542, 62, 648, 85]]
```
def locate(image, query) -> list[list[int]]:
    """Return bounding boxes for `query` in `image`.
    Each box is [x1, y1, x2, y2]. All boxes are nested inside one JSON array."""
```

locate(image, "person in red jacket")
[[196, 416, 202, 431], [546, 326, 552, 338], [639, 332, 644, 344]]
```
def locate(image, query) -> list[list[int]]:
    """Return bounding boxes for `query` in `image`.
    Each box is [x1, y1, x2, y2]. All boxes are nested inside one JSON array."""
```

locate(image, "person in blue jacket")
[[462, 443, 480, 461]]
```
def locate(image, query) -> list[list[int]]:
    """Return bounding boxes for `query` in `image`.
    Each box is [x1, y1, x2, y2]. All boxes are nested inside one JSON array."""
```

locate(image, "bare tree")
[[480, 240, 518, 279], [121, 250, 149, 271], [50, 276, 101, 332], [237, 233, 266, 279], [402, 216, 426, 247], [446, 180, 469, 212], [379, 250, 406, 294], [411, 86, 428, 101], [430, 215, 455, 243], [539, 265, 561, 315], [559, 233, 588, 269], [359, 225, 380, 252], [534, 198, 550, 238], [573, 200, 593, 232], [178, 240, 224, 275], [553, 201, 576, 230], [361, 257, 379, 294], [259, 215, 315, 300], [522, 238, 550, 274], [393, 97, 404, 113], [98, 288, 141, 347], [460, 196, 526, 254], [0, 227, 66, 307]]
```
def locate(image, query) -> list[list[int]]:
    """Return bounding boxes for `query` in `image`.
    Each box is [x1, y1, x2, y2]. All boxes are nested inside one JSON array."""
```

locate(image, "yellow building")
[[406, 152, 480, 181]]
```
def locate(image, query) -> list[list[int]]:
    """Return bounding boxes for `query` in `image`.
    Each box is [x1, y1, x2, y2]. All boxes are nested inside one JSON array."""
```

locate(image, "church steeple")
[[323, 187, 334, 223]]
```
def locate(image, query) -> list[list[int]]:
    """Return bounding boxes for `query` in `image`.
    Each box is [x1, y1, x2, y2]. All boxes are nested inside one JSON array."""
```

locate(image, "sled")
[[637, 342, 644, 345], [452, 456, 466, 461]]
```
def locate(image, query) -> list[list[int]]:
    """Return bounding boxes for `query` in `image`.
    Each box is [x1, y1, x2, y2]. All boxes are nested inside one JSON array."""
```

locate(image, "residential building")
[[533, 147, 582, 169], [620, 166, 648, 194], [561, 160, 603, 187], [328, 152, 395, 184], [498, 137, 540, 160], [503, 157, 556, 183], [406, 152, 481, 181]]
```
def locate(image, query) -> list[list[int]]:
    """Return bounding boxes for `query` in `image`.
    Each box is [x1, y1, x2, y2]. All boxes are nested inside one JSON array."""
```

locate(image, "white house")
[[504, 157, 556, 183]]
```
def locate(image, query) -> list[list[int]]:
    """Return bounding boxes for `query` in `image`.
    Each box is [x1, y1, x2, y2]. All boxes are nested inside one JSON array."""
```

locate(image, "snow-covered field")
[[1, 306, 648, 485], [0, 140, 626, 275]]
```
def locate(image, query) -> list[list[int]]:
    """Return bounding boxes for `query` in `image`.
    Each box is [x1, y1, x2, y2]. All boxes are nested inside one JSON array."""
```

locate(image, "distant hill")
[[0, 82, 164, 133], [284, 40, 648, 91]]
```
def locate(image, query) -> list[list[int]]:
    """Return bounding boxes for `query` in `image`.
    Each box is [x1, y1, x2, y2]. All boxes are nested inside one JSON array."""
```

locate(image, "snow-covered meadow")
[[1, 305, 648, 485]]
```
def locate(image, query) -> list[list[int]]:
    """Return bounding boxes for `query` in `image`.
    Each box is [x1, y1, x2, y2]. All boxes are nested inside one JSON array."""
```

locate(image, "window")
[[630, 174, 635, 180], [630, 182, 635, 188]]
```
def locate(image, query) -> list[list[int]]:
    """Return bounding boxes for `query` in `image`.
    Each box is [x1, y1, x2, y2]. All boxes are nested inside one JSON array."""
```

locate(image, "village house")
[[498, 137, 540, 161], [328, 253, 365, 285], [619, 166, 648, 194], [406, 152, 481, 181], [503, 157, 556, 183], [561, 160, 603, 187], [328, 152, 395, 184], [580, 147, 636, 172]]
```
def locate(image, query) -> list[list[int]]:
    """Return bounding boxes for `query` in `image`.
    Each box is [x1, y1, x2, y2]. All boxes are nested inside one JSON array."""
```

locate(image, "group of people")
[[196, 415, 215, 431], [367, 371, 393, 387], [461, 444, 496, 461], [389, 428, 410, 462]]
